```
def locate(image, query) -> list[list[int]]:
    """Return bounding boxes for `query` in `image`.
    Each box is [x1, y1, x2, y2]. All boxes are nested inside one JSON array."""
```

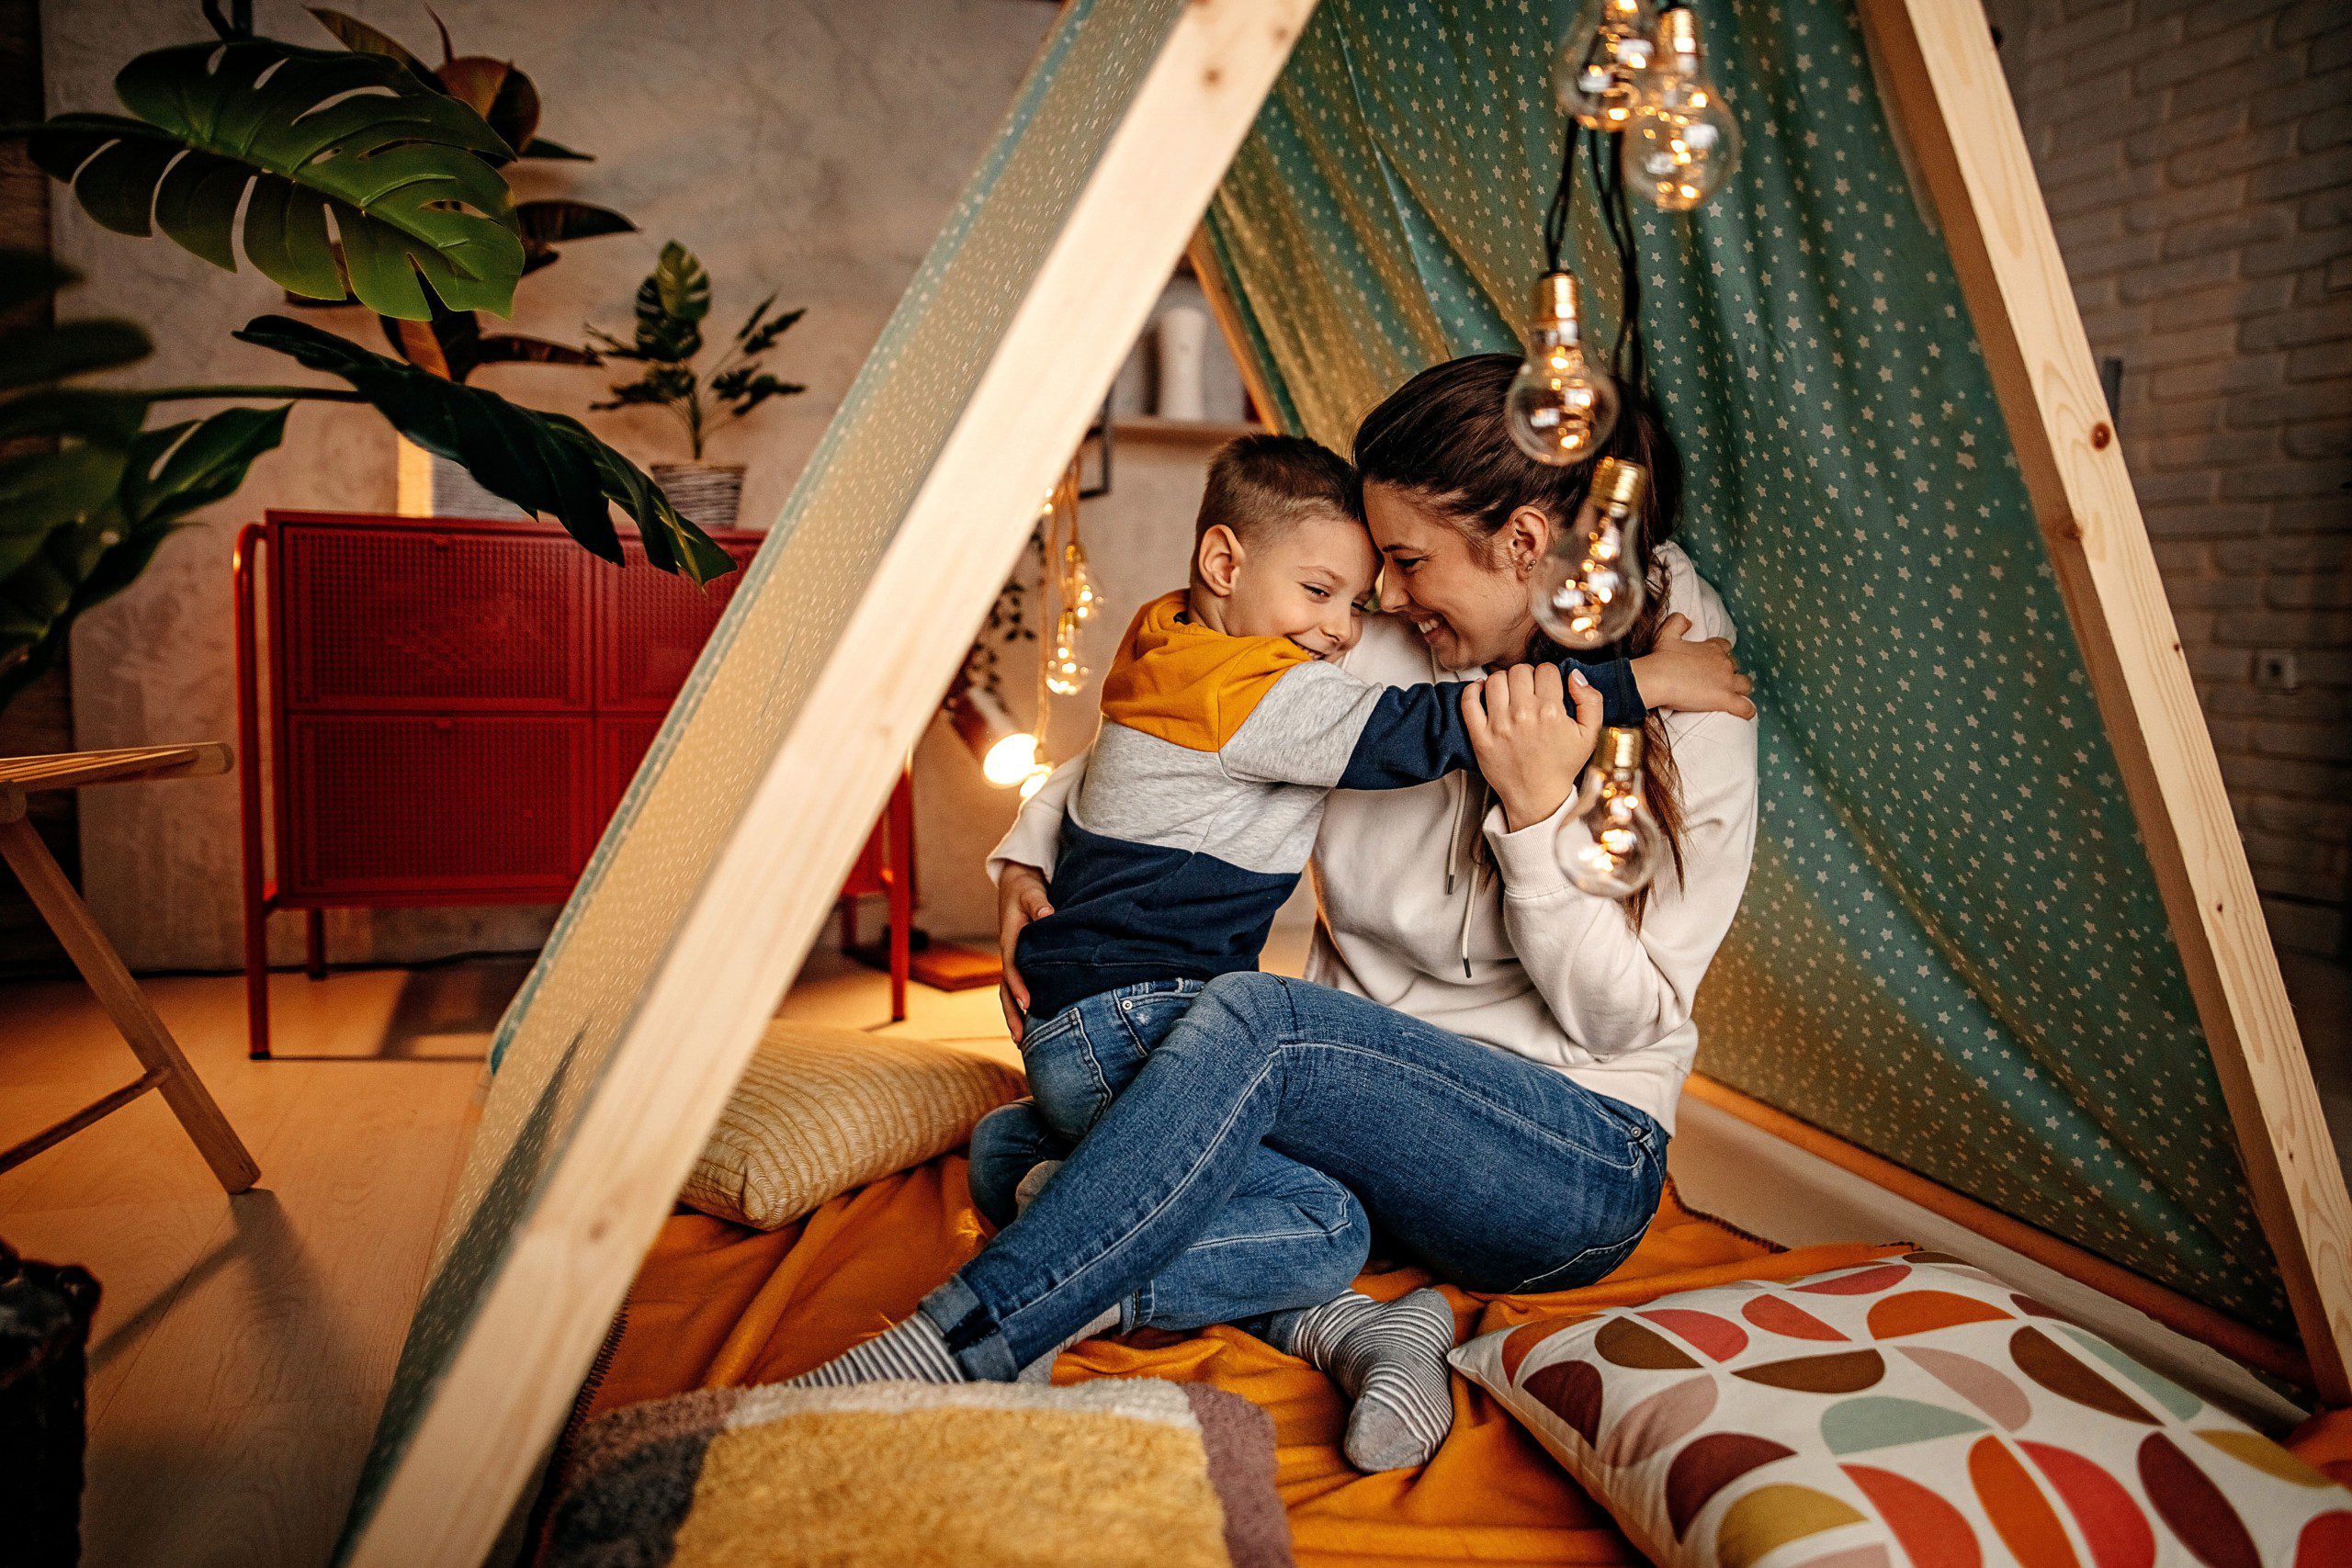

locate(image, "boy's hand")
[[1465, 662, 1604, 833], [1630, 614, 1756, 717], [996, 863, 1053, 1043]]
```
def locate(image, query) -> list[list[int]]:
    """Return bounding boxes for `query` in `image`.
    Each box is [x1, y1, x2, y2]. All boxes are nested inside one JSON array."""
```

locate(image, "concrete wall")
[[44, 0, 1053, 969], [1983, 0, 2352, 955]]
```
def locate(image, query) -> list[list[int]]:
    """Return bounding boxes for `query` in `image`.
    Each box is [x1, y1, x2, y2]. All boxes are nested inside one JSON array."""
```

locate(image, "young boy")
[[1008, 434, 1713, 1144]]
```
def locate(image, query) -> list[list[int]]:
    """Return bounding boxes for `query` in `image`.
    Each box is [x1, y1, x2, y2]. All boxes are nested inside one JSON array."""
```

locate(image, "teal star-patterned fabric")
[[1203, 0, 2288, 1336]]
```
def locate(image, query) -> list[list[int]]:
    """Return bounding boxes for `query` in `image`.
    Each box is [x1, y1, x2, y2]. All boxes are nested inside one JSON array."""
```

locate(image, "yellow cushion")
[[683, 1022, 1022, 1230]]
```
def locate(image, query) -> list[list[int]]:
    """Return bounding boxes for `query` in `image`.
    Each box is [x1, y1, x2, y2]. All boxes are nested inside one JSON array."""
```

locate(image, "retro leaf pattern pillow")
[[1451, 1254, 2352, 1567]]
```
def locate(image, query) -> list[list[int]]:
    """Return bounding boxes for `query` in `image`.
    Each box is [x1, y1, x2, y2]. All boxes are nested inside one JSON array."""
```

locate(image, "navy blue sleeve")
[[1333, 656, 1645, 791]]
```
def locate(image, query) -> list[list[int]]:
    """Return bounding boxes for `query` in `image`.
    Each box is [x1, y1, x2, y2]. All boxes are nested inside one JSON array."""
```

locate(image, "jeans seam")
[[996, 1051, 1282, 1348], [1280, 1037, 1646, 1175]]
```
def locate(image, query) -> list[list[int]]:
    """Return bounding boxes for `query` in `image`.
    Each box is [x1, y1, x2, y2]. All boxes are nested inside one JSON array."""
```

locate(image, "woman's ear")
[[1500, 504, 1553, 579], [1195, 524, 1245, 597]]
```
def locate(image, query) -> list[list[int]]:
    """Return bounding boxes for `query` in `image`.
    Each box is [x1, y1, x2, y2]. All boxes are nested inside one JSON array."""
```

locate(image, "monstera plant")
[[302, 6, 637, 382], [0, 3, 731, 711]]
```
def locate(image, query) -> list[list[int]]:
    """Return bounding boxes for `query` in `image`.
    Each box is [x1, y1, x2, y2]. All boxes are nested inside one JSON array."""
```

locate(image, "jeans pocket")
[[1115, 988, 1200, 1057], [1018, 1010, 1108, 1140]]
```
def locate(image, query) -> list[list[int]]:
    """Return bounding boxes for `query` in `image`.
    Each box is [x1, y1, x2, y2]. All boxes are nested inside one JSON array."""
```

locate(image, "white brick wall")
[[1987, 0, 2352, 954]]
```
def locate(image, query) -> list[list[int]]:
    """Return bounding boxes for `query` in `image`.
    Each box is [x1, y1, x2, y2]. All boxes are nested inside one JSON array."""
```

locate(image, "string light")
[[1623, 6, 1742, 210], [1562, 726, 1667, 898], [1046, 608, 1086, 695], [1507, 271, 1619, 466], [1532, 457, 1648, 649], [1555, 0, 1658, 130]]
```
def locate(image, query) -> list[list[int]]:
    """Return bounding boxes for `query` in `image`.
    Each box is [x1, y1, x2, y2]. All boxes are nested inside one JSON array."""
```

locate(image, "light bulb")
[[1623, 6, 1742, 211], [982, 730, 1039, 788], [1065, 541, 1098, 623], [1532, 457, 1648, 649], [1507, 272, 1619, 467], [1046, 608, 1086, 695], [1562, 726, 1667, 899], [1555, 0, 1659, 130], [1018, 763, 1054, 801]]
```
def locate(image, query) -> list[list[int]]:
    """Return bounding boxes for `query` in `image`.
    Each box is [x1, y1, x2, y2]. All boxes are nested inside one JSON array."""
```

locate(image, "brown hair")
[[1353, 353, 1688, 917], [1196, 433, 1363, 551]]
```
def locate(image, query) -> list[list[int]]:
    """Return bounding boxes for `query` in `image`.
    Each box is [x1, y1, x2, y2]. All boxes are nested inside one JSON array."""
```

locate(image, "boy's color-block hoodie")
[[1014, 591, 1642, 1019]]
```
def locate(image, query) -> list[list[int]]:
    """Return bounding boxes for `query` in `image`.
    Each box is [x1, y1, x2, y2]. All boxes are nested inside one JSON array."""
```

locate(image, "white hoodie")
[[989, 543, 1758, 1134]]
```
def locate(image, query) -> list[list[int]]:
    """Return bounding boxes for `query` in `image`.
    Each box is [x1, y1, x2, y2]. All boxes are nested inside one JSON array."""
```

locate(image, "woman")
[[791, 355, 1759, 1472]]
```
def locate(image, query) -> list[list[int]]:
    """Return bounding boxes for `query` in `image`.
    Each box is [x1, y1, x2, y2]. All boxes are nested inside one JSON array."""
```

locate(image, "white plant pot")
[[652, 461, 747, 533], [1155, 305, 1210, 422]]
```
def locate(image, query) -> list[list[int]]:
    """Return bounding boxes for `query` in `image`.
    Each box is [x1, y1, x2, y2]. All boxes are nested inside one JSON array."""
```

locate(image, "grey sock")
[[1013, 1159, 1063, 1213], [786, 1312, 963, 1389], [1013, 1303, 1121, 1384], [1277, 1288, 1456, 1472]]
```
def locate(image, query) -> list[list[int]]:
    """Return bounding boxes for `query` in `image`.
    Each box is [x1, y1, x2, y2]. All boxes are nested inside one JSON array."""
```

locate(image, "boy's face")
[[1210, 510, 1378, 660]]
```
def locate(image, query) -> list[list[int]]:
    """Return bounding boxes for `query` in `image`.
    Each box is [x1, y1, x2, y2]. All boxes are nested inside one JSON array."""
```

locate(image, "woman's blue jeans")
[[974, 978, 1376, 1335], [935, 970, 1667, 1379]]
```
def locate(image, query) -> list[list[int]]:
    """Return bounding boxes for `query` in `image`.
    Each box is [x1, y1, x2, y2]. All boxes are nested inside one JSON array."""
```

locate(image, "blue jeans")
[[977, 979, 1374, 1332], [933, 971, 1668, 1378]]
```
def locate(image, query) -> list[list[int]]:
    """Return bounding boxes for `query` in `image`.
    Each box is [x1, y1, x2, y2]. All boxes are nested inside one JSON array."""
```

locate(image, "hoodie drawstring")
[[1435, 646, 1481, 978]]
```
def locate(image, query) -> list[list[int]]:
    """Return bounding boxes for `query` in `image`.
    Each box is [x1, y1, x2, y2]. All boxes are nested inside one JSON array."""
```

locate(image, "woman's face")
[[1363, 480, 1545, 671]]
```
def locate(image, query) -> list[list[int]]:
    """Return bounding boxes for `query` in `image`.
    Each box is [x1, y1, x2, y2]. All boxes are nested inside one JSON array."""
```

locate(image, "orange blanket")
[[578, 1155, 2345, 1566]]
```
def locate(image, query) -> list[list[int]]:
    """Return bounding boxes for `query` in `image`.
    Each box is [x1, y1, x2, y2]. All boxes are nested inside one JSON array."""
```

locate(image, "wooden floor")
[[0, 941, 1008, 1568]]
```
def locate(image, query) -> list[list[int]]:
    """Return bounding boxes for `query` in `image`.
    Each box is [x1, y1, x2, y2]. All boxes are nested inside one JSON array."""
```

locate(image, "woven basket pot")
[[652, 461, 747, 533]]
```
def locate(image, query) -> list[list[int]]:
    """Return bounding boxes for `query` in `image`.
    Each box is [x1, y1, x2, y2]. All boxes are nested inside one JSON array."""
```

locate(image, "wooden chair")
[[0, 746, 257, 1192]]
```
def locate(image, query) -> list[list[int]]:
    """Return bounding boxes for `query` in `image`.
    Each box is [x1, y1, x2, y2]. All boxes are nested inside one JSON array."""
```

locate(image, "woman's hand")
[[1627, 613, 1756, 718], [1464, 662, 1604, 833], [996, 863, 1053, 1043]]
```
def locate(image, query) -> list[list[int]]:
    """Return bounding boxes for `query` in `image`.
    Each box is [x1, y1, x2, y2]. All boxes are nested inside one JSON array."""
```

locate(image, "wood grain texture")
[[0, 743, 229, 822], [0, 812, 258, 1194], [1854, 0, 2352, 1402], [341, 6, 1318, 1563]]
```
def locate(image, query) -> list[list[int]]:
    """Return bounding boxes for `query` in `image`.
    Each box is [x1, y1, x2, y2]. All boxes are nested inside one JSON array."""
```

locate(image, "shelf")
[[1110, 416, 1266, 446]]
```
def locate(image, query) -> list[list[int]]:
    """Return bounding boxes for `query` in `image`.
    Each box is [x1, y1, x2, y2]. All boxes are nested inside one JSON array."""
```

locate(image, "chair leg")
[[304, 908, 327, 980], [1, 818, 259, 1193], [887, 773, 914, 1024]]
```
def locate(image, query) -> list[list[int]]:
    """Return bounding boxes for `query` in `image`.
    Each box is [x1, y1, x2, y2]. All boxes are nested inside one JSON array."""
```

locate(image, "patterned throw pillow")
[[682, 1022, 1023, 1229], [1451, 1252, 2352, 1567]]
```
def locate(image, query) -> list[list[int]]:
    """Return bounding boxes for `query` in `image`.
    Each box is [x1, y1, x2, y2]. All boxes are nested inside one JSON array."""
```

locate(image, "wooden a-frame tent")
[[332, 3, 2352, 1562]]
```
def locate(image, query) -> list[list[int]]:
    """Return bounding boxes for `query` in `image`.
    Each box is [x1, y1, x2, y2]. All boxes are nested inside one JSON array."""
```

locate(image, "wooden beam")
[[1188, 228, 1287, 431], [341, 6, 1316, 1562], [1853, 0, 2352, 1402]]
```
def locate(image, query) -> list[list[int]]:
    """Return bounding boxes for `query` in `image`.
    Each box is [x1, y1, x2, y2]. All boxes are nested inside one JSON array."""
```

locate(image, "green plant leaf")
[[650, 242, 711, 324], [21, 38, 523, 320], [519, 135, 591, 161], [232, 313, 732, 582], [474, 334, 602, 368], [0, 317, 152, 389], [0, 405, 288, 708], [517, 199, 636, 264]]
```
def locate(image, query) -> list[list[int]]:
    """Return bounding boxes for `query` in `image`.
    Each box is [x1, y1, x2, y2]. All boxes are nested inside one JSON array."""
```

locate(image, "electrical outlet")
[[2256, 649, 2300, 694]]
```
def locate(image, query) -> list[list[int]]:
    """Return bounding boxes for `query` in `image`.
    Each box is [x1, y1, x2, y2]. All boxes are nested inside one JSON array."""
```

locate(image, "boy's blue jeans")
[[974, 978, 1374, 1333], [955, 972, 1667, 1376]]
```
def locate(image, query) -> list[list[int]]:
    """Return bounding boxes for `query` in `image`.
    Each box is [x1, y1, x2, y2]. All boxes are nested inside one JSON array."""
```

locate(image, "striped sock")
[[1014, 1303, 1121, 1384], [786, 1312, 963, 1388], [1273, 1288, 1456, 1472], [1013, 1159, 1063, 1213]]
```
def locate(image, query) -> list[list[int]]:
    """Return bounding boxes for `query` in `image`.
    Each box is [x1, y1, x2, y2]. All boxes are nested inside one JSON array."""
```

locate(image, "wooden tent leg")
[[1856, 0, 2352, 1401], [0, 817, 259, 1194], [304, 908, 327, 980]]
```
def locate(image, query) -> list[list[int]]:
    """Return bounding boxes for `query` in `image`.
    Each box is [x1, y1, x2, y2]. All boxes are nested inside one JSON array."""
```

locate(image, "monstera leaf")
[[23, 38, 524, 320], [308, 6, 591, 163], [0, 406, 289, 707], [232, 314, 733, 583]]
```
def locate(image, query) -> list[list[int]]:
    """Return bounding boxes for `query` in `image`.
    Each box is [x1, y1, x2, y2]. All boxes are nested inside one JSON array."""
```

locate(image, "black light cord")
[[1541, 118, 1583, 273]]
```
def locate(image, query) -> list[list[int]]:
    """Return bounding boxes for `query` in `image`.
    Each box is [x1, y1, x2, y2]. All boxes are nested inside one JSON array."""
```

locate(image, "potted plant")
[[0, 4, 734, 714], [591, 242, 806, 531]]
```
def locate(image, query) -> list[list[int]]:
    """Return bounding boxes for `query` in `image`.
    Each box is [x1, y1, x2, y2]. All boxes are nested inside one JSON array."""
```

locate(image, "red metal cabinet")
[[234, 511, 910, 1057]]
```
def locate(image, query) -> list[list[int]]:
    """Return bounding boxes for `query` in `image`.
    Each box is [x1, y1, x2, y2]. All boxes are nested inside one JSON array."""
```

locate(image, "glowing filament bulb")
[[1623, 6, 1742, 211], [1532, 457, 1647, 650], [1555, 0, 1659, 130], [1562, 726, 1667, 899], [1018, 763, 1054, 801], [1507, 272, 1619, 467], [982, 730, 1038, 788], [1046, 608, 1086, 695], [1064, 541, 1098, 623]]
